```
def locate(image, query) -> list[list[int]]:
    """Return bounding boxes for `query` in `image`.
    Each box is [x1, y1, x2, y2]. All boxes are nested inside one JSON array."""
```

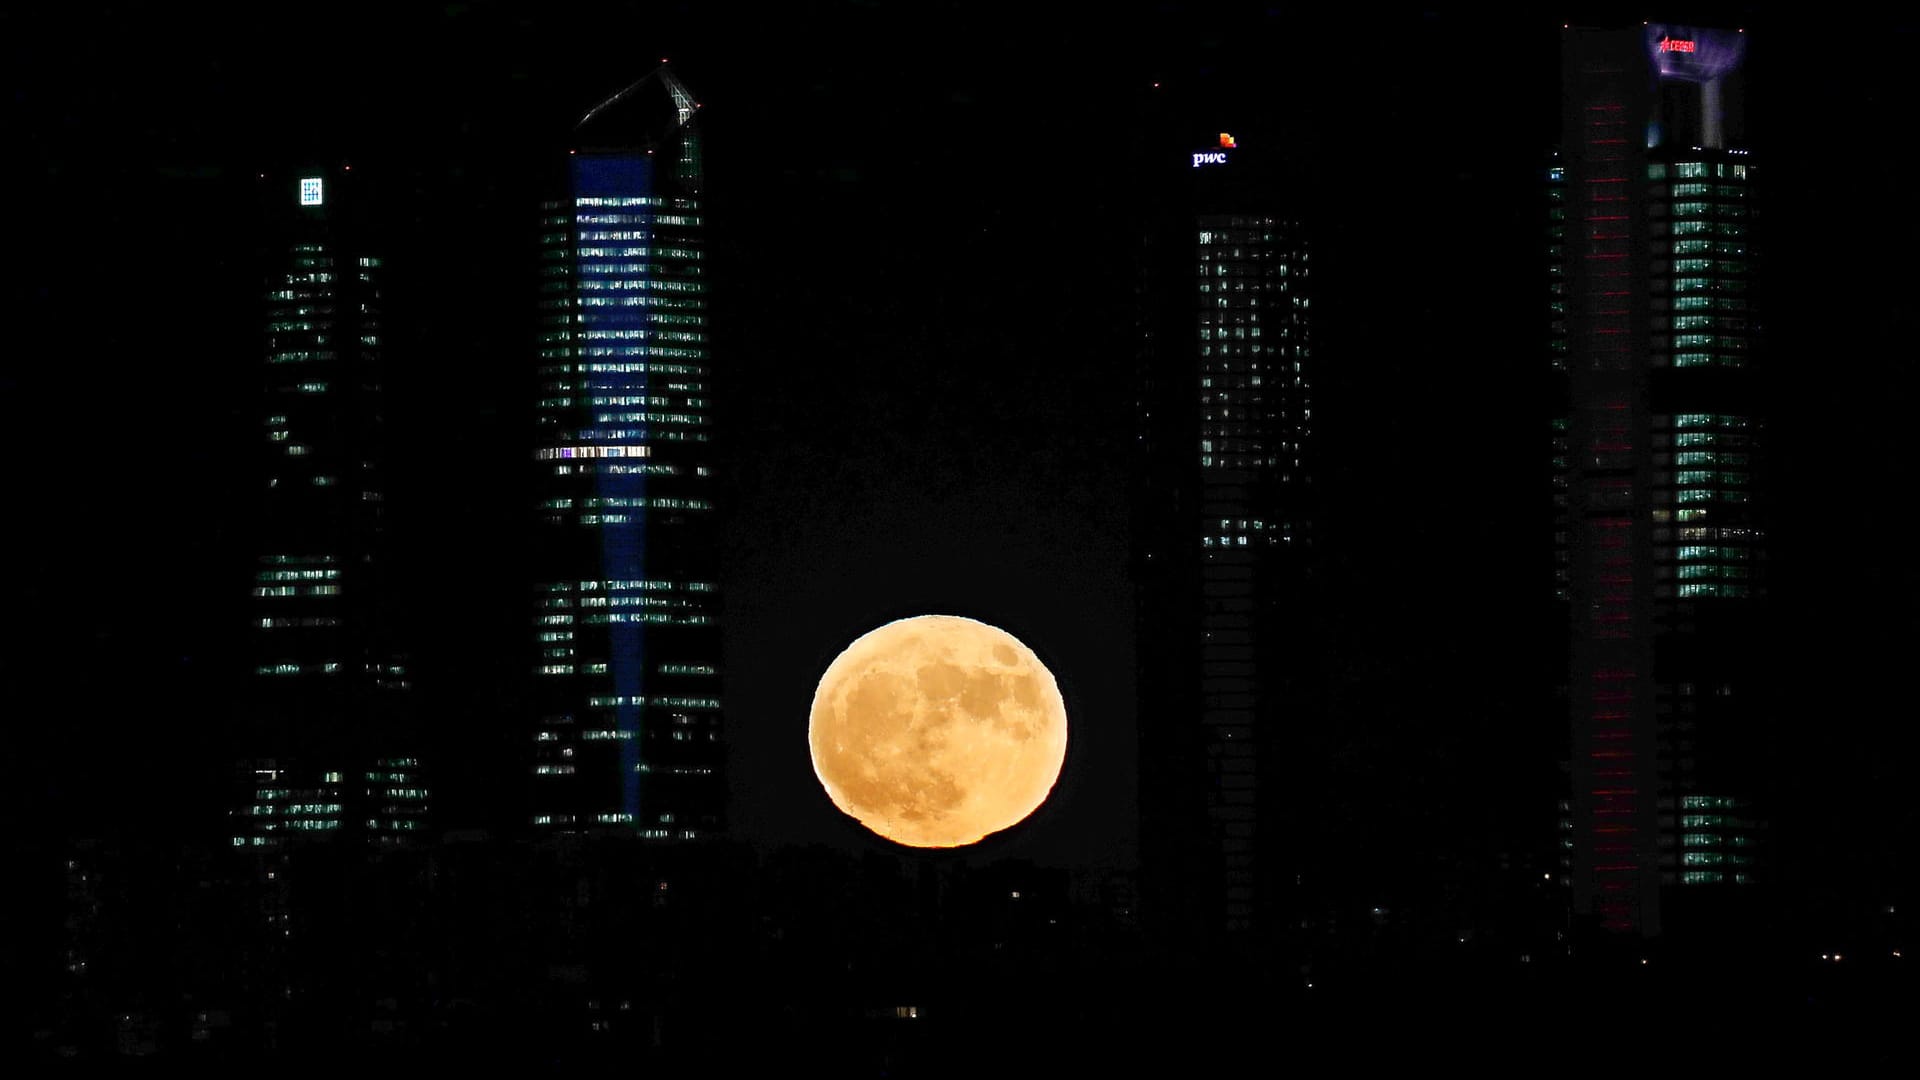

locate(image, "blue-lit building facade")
[[234, 165, 428, 854], [1135, 113, 1315, 950], [529, 67, 725, 837], [1551, 25, 1766, 937]]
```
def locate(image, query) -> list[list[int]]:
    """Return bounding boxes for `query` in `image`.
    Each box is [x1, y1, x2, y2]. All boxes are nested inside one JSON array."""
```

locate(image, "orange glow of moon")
[[808, 615, 1068, 848]]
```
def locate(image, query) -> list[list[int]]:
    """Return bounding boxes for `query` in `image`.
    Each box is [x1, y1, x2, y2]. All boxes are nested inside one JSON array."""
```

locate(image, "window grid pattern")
[[1651, 412, 1763, 604], [1555, 70, 1767, 933], [528, 120, 724, 840], [1194, 215, 1309, 933], [1649, 161, 1753, 369], [236, 176, 427, 862]]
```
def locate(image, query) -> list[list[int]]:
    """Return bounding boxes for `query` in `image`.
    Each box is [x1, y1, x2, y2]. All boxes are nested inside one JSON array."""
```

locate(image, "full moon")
[[808, 615, 1068, 848]]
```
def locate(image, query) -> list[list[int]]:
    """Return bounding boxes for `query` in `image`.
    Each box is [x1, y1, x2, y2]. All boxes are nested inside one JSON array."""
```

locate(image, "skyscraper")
[[234, 165, 428, 853], [1135, 112, 1315, 948], [528, 66, 725, 837], [1551, 24, 1765, 937]]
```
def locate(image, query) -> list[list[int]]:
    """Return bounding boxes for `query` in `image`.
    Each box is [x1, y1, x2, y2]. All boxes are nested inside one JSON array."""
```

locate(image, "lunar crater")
[[809, 615, 1068, 848]]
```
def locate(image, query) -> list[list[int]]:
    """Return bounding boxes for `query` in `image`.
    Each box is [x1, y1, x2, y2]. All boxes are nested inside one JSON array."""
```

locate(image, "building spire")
[[575, 64, 697, 140]]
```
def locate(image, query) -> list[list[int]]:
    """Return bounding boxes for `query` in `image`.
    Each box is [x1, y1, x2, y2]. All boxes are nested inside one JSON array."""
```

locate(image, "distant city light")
[[299, 177, 323, 206]]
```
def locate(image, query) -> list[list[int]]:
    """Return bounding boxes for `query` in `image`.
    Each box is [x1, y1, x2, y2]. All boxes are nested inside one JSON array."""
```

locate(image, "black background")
[[7, 3, 1914, 921]]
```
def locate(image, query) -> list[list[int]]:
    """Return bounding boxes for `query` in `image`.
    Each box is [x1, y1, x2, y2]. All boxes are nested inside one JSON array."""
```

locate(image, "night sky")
[[9, 3, 1916, 909]]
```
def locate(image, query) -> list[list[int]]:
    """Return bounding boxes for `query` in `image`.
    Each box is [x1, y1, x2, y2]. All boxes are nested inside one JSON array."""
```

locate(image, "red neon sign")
[[1658, 38, 1696, 53]]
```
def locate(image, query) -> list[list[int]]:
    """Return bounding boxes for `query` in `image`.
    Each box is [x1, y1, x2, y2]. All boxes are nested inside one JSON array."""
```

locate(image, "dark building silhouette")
[[528, 66, 725, 836], [1551, 24, 1767, 937], [1133, 107, 1316, 951], [234, 164, 428, 854], [213, 167, 435, 1046]]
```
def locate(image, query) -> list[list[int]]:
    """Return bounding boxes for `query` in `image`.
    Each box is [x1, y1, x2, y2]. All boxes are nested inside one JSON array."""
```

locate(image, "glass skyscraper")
[[234, 165, 427, 852], [1551, 24, 1765, 936], [1135, 116, 1314, 946], [528, 66, 725, 837]]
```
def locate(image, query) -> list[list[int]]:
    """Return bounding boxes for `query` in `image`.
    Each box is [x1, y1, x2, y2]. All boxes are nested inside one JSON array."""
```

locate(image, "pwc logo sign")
[[1192, 133, 1237, 168]]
